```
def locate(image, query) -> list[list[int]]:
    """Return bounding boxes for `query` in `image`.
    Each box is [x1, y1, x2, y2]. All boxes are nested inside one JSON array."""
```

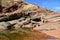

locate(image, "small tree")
[[0, 0, 2, 13]]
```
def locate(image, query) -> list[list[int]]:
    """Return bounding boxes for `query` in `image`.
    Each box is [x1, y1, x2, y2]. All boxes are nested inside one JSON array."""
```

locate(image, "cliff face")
[[0, 0, 42, 29], [0, 0, 60, 30]]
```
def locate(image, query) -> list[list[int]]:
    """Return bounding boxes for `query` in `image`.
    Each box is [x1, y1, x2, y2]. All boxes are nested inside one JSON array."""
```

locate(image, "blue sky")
[[25, 0, 60, 12]]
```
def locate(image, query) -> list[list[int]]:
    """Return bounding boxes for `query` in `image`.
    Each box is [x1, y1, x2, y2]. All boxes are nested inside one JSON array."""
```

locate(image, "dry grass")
[[0, 28, 51, 40]]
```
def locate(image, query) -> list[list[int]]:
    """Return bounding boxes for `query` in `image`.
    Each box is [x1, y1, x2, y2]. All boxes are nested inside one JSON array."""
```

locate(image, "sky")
[[25, 0, 60, 12]]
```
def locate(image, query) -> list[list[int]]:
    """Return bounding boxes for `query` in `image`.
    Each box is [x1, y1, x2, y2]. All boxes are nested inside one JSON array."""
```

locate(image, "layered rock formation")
[[0, 0, 44, 30]]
